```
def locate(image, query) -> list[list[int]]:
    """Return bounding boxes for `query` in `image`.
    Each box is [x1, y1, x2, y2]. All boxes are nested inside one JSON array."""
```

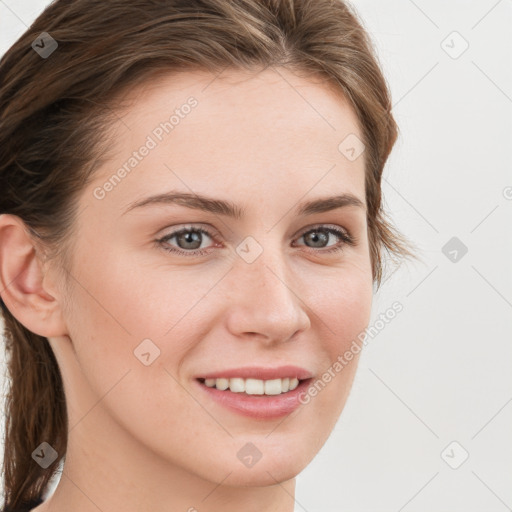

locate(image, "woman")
[[0, 0, 416, 510]]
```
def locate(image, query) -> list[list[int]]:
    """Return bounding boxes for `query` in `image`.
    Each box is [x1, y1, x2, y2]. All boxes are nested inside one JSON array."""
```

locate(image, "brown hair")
[[0, 0, 416, 508]]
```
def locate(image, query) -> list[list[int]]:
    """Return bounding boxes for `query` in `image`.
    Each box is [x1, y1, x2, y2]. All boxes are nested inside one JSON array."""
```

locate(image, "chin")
[[219, 461, 304, 487], [218, 442, 311, 487]]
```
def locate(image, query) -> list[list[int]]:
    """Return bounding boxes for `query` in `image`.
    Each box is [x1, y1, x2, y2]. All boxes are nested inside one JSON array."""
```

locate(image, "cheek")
[[304, 266, 373, 407], [62, 247, 228, 413], [70, 243, 212, 341], [62, 260, 203, 446], [310, 263, 373, 348]]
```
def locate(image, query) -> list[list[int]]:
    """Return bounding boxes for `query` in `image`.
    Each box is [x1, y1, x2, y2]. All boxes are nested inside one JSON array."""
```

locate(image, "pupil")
[[306, 230, 327, 247], [180, 231, 201, 249]]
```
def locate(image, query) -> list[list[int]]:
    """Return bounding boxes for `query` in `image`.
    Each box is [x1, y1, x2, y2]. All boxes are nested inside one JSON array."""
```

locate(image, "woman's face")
[[51, 67, 373, 486]]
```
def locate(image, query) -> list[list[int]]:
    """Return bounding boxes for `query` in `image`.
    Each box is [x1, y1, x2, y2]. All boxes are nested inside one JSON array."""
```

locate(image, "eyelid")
[[158, 222, 354, 239], [156, 222, 356, 256], [295, 223, 355, 242], [156, 223, 221, 248]]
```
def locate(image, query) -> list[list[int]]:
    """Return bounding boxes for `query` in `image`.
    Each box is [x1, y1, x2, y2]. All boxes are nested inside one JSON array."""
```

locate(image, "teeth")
[[202, 376, 302, 395], [245, 378, 264, 394], [215, 378, 229, 391]]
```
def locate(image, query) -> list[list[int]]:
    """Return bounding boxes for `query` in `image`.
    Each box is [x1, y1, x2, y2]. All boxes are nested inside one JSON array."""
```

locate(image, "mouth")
[[196, 376, 307, 396], [194, 374, 314, 419]]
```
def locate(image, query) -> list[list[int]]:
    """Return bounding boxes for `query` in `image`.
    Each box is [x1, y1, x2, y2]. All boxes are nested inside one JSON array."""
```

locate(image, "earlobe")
[[0, 214, 67, 338]]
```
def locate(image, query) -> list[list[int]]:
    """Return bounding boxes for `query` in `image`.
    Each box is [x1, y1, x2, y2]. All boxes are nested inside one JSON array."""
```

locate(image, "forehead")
[[86, 67, 366, 217], [119, 67, 362, 141]]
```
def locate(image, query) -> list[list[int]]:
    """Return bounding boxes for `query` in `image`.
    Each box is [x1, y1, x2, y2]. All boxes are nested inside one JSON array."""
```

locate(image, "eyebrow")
[[122, 190, 366, 218]]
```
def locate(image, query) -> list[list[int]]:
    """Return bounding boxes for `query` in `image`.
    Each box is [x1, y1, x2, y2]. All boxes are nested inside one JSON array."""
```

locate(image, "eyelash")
[[156, 224, 356, 257]]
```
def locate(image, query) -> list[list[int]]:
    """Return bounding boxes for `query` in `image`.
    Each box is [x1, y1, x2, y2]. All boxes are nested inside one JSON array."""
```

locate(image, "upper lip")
[[197, 365, 313, 381]]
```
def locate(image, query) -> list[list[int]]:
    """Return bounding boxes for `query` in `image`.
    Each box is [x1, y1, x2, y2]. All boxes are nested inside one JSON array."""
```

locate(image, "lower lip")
[[194, 378, 313, 419]]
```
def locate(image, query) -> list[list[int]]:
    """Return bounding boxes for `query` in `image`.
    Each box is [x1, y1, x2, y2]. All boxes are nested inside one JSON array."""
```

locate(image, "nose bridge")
[[224, 236, 310, 342]]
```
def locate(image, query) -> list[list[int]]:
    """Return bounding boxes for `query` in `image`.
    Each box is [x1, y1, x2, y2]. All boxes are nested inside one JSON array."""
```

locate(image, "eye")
[[157, 225, 217, 257], [156, 224, 356, 257], [293, 225, 355, 254]]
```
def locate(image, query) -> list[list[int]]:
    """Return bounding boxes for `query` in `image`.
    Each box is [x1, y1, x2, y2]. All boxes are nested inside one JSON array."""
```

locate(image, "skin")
[[0, 67, 373, 512]]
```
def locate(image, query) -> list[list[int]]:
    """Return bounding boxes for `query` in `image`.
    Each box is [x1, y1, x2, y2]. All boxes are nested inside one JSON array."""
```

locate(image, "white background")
[[1, 1, 511, 510]]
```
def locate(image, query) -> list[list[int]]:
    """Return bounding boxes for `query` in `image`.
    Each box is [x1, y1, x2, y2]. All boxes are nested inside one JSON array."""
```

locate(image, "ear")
[[0, 214, 68, 338]]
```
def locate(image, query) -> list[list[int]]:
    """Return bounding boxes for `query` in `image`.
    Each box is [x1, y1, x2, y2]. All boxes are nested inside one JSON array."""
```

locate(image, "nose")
[[223, 242, 311, 345]]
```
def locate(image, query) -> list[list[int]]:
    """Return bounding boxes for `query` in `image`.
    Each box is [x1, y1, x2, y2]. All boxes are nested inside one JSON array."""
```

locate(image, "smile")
[[198, 376, 301, 395]]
